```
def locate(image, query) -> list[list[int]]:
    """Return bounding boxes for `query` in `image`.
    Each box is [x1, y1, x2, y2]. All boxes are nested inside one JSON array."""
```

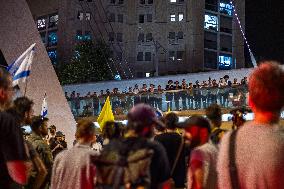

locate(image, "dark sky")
[[245, 0, 284, 66]]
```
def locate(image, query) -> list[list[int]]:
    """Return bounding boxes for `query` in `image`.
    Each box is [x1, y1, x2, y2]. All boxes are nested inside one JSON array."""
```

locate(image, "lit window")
[[177, 51, 184, 61], [137, 52, 143, 61], [48, 31, 58, 46], [170, 0, 176, 2], [47, 49, 57, 65], [145, 52, 152, 61], [169, 51, 175, 60], [146, 73, 150, 77], [77, 11, 84, 20], [49, 14, 58, 28], [178, 13, 184, 21], [170, 14, 176, 22], [220, 2, 233, 16], [37, 18, 46, 30], [86, 12, 91, 20], [138, 33, 145, 42], [219, 54, 232, 70], [204, 14, 218, 31]]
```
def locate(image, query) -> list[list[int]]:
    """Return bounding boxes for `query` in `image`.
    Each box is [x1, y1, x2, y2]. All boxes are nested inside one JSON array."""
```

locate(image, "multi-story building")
[[27, 0, 245, 79]]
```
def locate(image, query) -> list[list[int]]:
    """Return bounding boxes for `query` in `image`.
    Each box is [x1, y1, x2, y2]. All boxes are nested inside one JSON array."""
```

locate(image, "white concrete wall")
[[63, 68, 253, 95]]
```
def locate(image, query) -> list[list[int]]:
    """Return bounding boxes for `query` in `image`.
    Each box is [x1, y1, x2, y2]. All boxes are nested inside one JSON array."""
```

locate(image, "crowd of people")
[[66, 76, 248, 116], [1, 61, 284, 189]]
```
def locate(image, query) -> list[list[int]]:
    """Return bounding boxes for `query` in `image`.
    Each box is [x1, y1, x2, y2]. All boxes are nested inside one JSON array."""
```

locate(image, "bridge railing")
[[67, 85, 248, 118]]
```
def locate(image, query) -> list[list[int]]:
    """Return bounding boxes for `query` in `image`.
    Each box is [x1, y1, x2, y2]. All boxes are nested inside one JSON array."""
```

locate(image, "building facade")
[[27, 0, 245, 79]]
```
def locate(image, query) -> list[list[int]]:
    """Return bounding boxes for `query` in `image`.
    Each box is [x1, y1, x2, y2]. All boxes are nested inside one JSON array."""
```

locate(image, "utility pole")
[[153, 39, 166, 77]]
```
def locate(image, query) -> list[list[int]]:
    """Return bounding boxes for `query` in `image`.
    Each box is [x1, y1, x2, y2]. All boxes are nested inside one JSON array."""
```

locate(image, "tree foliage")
[[59, 40, 113, 85]]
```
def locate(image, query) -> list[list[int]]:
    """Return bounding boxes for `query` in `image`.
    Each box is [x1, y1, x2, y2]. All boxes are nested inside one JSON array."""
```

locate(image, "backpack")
[[93, 139, 154, 189]]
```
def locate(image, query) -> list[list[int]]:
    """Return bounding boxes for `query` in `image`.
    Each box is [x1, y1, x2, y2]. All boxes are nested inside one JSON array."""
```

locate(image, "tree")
[[59, 40, 113, 85]]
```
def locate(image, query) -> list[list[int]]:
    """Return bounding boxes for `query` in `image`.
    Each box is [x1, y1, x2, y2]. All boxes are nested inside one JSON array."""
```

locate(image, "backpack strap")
[[229, 129, 240, 189], [171, 136, 184, 176]]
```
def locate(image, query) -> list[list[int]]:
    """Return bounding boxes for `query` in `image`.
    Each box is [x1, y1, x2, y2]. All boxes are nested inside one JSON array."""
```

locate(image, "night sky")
[[245, 0, 284, 66]]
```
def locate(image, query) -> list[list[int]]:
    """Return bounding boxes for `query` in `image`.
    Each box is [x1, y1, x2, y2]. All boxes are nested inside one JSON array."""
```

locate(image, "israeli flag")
[[7, 43, 35, 86], [41, 93, 48, 118]]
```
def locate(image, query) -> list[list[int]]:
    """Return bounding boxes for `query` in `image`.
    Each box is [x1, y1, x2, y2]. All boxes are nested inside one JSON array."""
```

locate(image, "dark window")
[[117, 33, 123, 42], [118, 0, 124, 4], [87, 0, 92, 2], [145, 52, 152, 61], [85, 31, 91, 40], [137, 52, 144, 61], [76, 30, 83, 40], [220, 16, 232, 33], [177, 31, 183, 39], [117, 52, 122, 61], [110, 0, 116, 4], [48, 31, 58, 46], [204, 50, 217, 69], [148, 0, 153, 4], [177, 51, 184, 60], [49, 14, 58, 28], [220, 34, 232, 52], [147, 14, 152, 22], [205, 0, 218, 12], [204, 31, 217, 50], [179, 0, 184, 2], [109, 32, 115, 41], [118, 14, 124, 23], [40, 32, 46, 44], [109, 13, 115, 22], [146, 33, 153, 42], [138, 33, 145, 42], [169, 32, 175, 39], [169, 51, 175, 60], [140, 0, 145, 4], [139, 14, 144, 23]]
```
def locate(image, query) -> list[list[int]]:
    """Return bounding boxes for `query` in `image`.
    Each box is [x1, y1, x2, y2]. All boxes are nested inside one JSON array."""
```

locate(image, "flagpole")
[[23, 76, 29, 96]]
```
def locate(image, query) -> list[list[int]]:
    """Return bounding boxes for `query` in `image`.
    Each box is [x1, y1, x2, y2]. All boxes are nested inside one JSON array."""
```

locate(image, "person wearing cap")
[[49, 131, 67, 158], [51, 119, 97, 189], [181, 115, 218, 189], [217, 61, 284, 189], [103, 104, 170, 189], [154, 112, 186, 188], [173, 81, 182, 111], [28, 116, 53, 189]]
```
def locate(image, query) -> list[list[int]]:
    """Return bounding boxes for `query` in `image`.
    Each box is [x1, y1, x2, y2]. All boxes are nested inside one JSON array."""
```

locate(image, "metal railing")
[[67, 85, 248, 118]]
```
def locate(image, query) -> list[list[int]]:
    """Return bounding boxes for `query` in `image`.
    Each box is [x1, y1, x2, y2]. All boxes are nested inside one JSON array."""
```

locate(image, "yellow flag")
[[167, 105, 171, 113], [97, 96, 114, 130]]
